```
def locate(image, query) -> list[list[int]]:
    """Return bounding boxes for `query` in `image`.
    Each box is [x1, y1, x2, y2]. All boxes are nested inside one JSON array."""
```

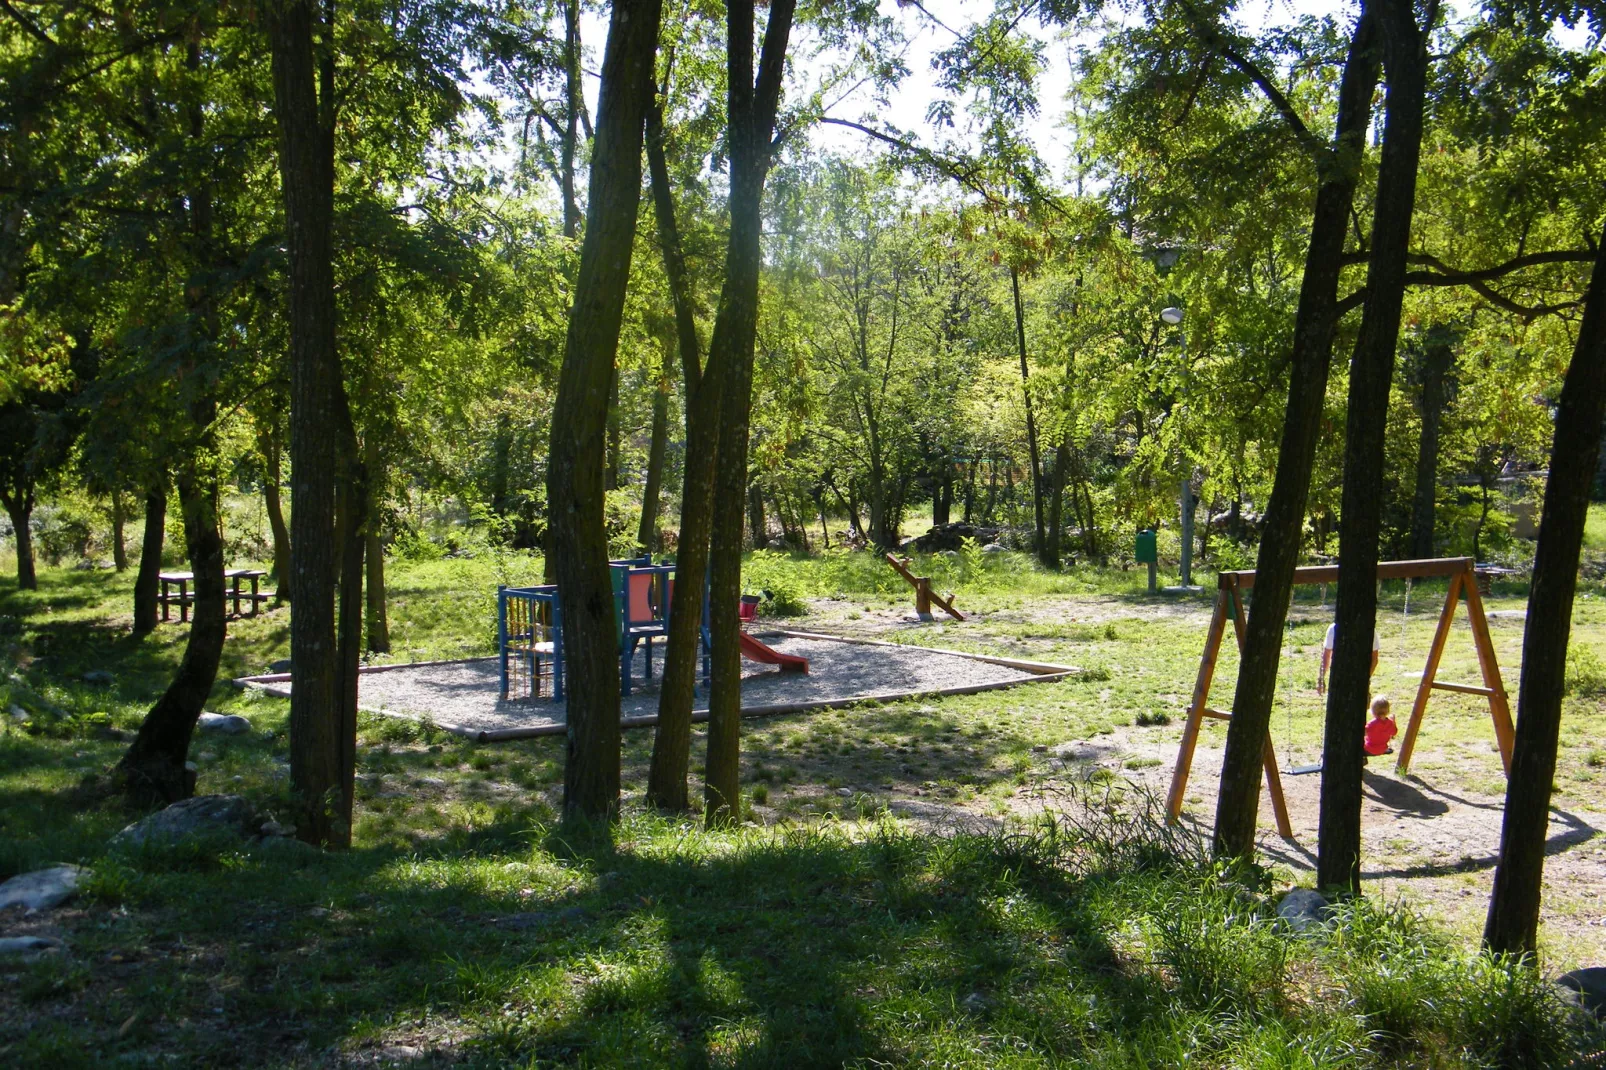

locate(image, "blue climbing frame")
[[498, 584, 563, 702], [498, 558, 710, 703]]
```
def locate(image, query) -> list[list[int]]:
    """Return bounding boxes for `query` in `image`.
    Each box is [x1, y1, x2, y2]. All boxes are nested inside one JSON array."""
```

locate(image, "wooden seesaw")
[[884, 553, 966, 622]]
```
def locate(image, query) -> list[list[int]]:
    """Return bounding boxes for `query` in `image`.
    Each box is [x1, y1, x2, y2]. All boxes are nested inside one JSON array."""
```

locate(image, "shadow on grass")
[[4, 788, 1159, 1068]]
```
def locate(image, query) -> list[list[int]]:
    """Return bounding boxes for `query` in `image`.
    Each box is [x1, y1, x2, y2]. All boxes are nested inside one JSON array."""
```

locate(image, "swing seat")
[[1288, 763, 1322, 776]]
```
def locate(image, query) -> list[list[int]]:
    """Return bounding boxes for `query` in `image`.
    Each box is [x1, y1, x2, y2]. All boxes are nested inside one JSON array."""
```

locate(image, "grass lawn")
[[1, 552, 1603, 1067]]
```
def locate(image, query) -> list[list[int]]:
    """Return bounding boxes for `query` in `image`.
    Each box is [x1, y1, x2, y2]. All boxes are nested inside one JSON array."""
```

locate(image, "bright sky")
[[807, 0, 1351, 177], [572, 0, 1598, 184]]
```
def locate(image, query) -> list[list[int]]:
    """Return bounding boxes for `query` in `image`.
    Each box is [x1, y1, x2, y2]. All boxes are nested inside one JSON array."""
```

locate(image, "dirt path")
[[800, 592, 1606, 965]]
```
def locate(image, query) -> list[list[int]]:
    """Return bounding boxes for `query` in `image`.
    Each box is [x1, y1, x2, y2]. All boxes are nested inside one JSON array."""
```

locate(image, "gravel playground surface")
[[251, 635, 1063, 737]]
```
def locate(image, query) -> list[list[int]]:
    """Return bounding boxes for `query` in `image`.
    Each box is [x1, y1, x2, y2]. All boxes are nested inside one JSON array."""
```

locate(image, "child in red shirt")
[[1364, 695, 1397, 757]]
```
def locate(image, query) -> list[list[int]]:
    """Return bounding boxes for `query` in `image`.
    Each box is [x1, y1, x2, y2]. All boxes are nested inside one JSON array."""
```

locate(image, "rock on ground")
[[1277, 888, 1329, 932], [0, 865, 86, 913], [196, 712, 251, 734], [0, 935, 63, 956], [1557, 967, 1606, 1018], [112, 795, 264, 848]]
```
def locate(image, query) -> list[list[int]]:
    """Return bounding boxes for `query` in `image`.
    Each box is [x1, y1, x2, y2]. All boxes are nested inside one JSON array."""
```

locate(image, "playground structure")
[[498, 557, 807, 703], [884, 553, 965, 622], [1164, 557, 1514, 838]]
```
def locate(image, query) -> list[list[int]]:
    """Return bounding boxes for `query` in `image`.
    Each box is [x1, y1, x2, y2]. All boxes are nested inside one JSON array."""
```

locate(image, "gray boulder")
[[82, 670, 115, 685], [1276, 888, 1330, 933], [196, 712, 251, 735], [0, 865, 86, 913], [1557, 967, 1606, 1019], [268, 659, 293, 674], [981, 543, 1007, 553], [0, 935, 63, 955], [112, 795, 263, 849]]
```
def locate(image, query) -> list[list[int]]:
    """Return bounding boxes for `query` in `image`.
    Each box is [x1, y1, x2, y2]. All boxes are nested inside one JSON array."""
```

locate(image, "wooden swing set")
[[1165, 557, 1515, 837]]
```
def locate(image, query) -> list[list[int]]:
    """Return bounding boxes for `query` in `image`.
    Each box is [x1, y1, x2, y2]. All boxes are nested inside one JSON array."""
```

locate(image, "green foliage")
[[1565, 644, 1606, 695]]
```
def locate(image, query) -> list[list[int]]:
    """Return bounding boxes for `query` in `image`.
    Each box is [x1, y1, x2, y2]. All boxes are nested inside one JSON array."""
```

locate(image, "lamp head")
[[1160, 307, 1184, 326]]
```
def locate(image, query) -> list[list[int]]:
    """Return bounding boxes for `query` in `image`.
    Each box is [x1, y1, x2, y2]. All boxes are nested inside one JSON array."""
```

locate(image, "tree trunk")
[[605, 362, 622, 491], [132, 485, 165, 636], [1011, 266, 1046, 562], [1046, 438, 1070, 570], [1409, 332, 1453, 558], [364, 437, 389, 654], [4, 498, 36, 590], [546, 0, 661, 825], [111, 492, 128, 571], [561, 0, 582, 239], [1214, 10, 1380, 859], [268, 0, 357, 848], [334, 410, 366, 832], [636, 341, 671, 554], [933, 465, 952, 526], [1317, 0, 1426, 895], [748, 482, 767, 549], [260, 424, 291, 595], [117, 455, 225, 803], [646, 97, 721, 813], [1484, 232, 1606, 957], [704, 0, 797, 828]]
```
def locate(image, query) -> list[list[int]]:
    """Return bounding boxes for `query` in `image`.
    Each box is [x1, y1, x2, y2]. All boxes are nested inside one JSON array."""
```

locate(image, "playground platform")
[[235, 632, 1077, 742]]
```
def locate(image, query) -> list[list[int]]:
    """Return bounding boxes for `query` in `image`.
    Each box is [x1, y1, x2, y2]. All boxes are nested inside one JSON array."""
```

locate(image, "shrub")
[[1565, 644, 1606, 695]]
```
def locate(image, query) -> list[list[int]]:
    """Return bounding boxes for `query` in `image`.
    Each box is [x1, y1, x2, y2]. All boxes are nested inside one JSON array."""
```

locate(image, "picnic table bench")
[[159, 569, 273, 622]]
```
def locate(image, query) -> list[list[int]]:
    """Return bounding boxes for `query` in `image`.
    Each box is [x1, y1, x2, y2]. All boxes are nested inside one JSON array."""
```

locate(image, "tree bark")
[[364, 436, 389, 653], [1010, 266, 1047, 563], [1317, 0, 1427, 895], [605, 362, 622, 490], [132, 484, 165, 636], [704, 0, 797, 828], [3, 497, 35, 590], [111, 492, 128, 571], [636, 340, 671, 554], [268, 0, 357, 847], [546, 0, 661, 825], [561, 0, 582, 239], [115, 464, 226, 803], [1409, 331, 1453, 558], [1214, 10, 1380, 859], [260, 423, 291, 596], [646, 95, 720, 812], [334, 407, 366, 832], [1046, 438, 1070, 569], [1484, 232, 1606, 957], [748, 482, 767, 549]]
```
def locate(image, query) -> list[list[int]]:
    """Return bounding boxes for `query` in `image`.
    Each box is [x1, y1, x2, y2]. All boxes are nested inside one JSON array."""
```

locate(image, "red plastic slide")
[[738, 632, 809, 673]]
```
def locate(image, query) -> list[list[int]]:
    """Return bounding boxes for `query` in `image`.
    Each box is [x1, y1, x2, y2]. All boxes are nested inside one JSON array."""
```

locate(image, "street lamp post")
[[1160, 306, 1195, 588]]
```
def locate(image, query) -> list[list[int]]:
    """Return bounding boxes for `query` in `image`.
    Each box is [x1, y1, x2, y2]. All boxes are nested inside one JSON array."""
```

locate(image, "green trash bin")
[[1134, 529, 1158, 564]]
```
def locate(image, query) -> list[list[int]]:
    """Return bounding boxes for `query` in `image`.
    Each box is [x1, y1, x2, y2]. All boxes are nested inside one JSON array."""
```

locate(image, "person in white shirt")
[[1317, 622, 1378, 695]]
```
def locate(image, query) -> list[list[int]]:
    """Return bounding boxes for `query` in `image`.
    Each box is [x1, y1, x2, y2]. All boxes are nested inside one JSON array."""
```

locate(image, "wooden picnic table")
[[159, 569, 272, 623]]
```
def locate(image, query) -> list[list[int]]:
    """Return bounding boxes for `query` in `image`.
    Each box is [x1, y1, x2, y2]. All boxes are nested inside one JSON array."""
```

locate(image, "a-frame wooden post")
[[1395, 560, 1515, 774], [1165, 575, 1293, 837]]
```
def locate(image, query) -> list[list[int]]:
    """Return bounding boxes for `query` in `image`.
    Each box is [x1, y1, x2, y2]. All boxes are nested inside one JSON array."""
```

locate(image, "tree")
[[1484, 230, 1606, 957], [1317, 0, 1429, 895], [268, 0, 363, 846], [546, 0, 662, 824], [1213, 7, 1380, 860], [702, 0, 798, 826]]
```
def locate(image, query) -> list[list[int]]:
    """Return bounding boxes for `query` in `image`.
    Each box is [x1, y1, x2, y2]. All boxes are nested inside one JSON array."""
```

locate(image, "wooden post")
[[1228, 579, 1293, 838], [1396, 570, 1460, 773], [1167, 587, 1229, 823], [1165, 578, 1293, 837], [1461, 568, 1516, 773]]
